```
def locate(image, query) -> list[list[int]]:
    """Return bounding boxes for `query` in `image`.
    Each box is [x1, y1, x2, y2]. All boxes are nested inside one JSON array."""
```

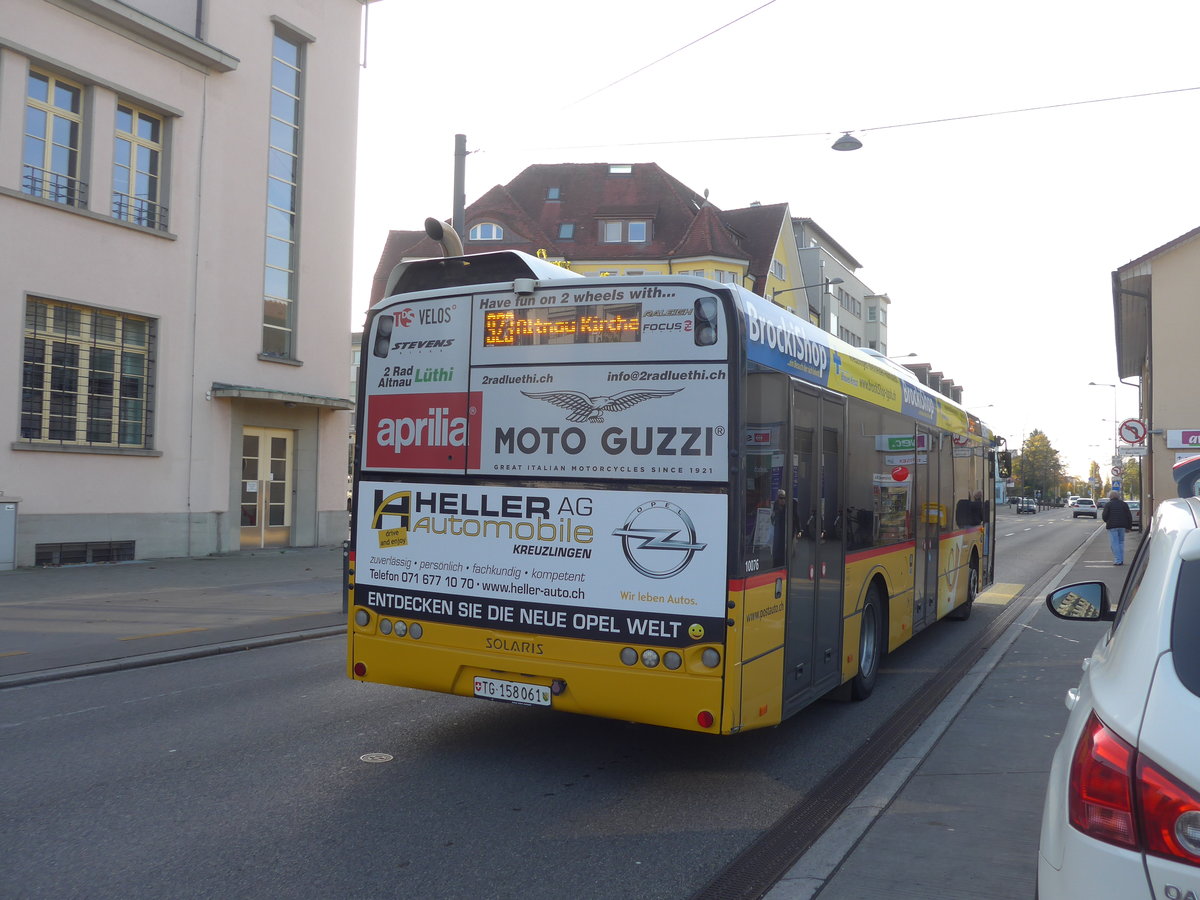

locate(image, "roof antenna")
[[424, 217, 464, 258]]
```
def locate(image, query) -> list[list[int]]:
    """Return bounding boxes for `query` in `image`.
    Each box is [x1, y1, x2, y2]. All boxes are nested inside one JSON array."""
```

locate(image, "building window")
[[771, 259, 785, 280], [557, 223, 575, 240], [469, 222, 504, 240], [112, 103, 167, 230], [22, 298, 154, 448], [609, 164, 632, 175], [262, 32, 305, 359], [23, 69, 87, 208], [867, 306, 877, 322], [599, 220, 649, 243], [715, 270, 739, 283], [546, 187, 560, 200]]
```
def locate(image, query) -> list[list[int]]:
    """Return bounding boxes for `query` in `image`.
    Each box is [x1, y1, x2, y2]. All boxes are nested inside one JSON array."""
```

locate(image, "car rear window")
[[1173, 558, 1200, 697]]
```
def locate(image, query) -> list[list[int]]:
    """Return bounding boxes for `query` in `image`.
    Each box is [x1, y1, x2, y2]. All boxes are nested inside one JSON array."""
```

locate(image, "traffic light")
[[998, 451, 1012, 479]]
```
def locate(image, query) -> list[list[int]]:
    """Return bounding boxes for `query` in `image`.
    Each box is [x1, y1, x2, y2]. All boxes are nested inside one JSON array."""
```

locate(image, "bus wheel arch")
[[850, 577, 887, 701]]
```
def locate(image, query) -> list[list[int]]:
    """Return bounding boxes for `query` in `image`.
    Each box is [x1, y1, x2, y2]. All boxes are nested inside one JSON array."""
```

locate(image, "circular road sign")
[[1119, 418, 1148, 444], [1111, 466, 1123, 476]]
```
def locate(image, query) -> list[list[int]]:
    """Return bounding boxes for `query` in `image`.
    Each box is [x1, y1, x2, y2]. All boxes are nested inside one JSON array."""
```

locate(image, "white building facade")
[[0, 0, 364, 566]]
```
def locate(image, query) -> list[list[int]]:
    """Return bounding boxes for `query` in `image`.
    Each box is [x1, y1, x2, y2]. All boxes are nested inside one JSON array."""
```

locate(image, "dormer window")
[[468, 222, 504, 241], [546, 187, 560, 200], [599, 220, 649, 243], [558, 223, 575, 240]]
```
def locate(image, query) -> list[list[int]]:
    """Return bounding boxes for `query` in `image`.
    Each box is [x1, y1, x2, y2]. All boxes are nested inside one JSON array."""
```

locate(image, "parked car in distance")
[[1073, 498, 1098, 518], [1037, 496, 1200, 899], [1098, 497, 1111, 511], [1017, 497, 1038, 514], [1129, 500, 1142, 531]]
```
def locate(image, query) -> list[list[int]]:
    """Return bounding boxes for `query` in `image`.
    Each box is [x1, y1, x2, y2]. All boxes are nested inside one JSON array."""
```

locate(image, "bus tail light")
[[694, 297, 719, 346], [353, 662, 367, 677], [697, 710, 715, 729]]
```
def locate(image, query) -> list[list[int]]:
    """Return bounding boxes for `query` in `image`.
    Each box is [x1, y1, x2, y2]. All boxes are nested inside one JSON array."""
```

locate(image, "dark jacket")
[[1103, 498, 1133, 530]]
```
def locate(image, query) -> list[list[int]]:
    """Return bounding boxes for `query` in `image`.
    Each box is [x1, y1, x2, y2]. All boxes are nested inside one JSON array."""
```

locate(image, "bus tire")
[[850, 584, 883, 701], [947, 554, 979, 621]]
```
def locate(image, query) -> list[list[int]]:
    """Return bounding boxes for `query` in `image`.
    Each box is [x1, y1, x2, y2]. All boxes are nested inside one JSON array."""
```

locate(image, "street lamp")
[[1088, 381, 1118, 462], [772, 276, 843, 300]]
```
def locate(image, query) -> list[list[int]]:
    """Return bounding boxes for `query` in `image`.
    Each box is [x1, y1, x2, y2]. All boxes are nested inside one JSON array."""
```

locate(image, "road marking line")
[[0, 650, 29, 658], [120, 627, 209, 641]]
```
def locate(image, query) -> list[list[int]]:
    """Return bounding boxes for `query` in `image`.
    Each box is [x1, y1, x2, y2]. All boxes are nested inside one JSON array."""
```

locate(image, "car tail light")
[[1069, 712, 1137, 849], [1069, 711, 1200, 867], [1138, 757, 1200, 866]]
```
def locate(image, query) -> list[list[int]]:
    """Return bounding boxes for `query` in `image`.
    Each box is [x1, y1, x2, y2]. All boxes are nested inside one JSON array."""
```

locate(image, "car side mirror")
[[1045, 582, 1114, 622]]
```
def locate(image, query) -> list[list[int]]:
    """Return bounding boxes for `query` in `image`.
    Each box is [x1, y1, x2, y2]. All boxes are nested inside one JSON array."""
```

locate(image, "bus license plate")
[[473, 677, 551, 707]]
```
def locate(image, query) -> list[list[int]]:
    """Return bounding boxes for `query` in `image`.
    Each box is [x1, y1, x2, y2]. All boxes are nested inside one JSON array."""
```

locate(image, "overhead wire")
[[537, 84, 1200, 152], [561, 0, 780, 109]]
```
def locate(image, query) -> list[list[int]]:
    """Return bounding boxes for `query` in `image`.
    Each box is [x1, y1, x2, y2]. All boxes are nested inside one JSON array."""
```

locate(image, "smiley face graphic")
[[688, 623, 705, 640]]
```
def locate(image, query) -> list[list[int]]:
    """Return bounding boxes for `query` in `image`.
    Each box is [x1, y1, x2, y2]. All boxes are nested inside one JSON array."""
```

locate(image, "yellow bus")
[[347, 248, 997, 733]]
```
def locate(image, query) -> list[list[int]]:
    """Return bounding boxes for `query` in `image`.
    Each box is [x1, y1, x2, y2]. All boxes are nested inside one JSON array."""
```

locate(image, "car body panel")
[[1141, 654, 1200, 900], [1038, 498, 1200, 899]]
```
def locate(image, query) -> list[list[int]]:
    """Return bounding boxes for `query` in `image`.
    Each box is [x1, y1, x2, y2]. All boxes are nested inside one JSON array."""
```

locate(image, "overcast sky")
[[350, 0, 1199, 479]]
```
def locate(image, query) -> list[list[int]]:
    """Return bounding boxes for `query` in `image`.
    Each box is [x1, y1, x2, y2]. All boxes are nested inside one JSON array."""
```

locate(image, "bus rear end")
[[348, 252, 736, 733]]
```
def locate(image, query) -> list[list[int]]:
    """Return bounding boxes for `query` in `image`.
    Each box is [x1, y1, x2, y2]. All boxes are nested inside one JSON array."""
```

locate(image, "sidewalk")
[[768, 522, 1138, 899], [0, 545, 345, 686]]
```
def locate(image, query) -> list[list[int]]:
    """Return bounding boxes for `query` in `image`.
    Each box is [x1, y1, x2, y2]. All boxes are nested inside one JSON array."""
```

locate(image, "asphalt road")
[[0, 510, 1096, 899]]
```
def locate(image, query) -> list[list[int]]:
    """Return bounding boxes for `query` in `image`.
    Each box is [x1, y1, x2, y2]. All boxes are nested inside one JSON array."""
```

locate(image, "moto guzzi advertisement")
[[355, 482, 728, 646]]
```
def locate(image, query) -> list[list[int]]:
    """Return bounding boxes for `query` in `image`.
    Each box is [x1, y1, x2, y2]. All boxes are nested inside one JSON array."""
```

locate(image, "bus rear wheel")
[[947, 555, 979, 621], [850, 585, 883, 701]]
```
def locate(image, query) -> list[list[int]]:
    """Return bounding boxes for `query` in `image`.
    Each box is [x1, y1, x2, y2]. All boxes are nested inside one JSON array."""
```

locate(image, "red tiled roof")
[[720, 203, 791, 294], [370, 163, 782, 304], [671, 202, 747, 261]]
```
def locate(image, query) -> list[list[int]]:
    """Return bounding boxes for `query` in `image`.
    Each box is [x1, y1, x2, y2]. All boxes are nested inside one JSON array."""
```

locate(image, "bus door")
[[784, 386, 845, 711], [912, 428, 940, 632]]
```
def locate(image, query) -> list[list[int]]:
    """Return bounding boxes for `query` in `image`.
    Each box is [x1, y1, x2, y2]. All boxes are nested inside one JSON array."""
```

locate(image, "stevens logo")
[[365, 391, 481, 470]]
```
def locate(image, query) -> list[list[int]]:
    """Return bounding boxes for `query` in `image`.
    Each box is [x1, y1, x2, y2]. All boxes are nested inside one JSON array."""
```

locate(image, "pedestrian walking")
[[1102, 490, 1134, 565]]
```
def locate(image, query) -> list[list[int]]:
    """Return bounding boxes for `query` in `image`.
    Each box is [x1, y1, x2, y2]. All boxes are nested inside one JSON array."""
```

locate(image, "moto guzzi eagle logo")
[[520, 388, 681, 423]]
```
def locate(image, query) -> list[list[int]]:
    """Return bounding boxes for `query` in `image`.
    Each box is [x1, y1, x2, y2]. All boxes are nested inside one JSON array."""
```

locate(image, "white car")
[[1038, 496, 1200, 898], [1073, 498, 1099, 519]]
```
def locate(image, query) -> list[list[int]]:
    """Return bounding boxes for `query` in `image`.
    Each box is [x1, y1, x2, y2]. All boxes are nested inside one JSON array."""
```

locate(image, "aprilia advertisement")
[[475, 363, 729, 481], [361, 296, 471, 473], [354, 482, 727, 646], [359, 284, 732, 478]]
